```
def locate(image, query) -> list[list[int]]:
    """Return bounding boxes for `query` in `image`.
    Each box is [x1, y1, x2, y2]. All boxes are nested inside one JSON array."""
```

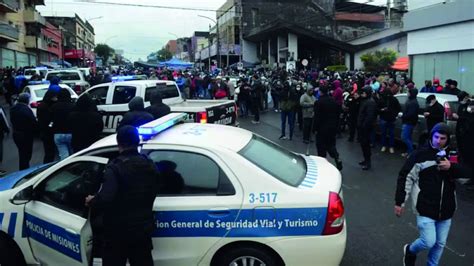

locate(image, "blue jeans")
[[380, 119, 395, 147], [402, 124, 415, 154], [409, 216, 452, 266], [281, 111, 295, 138], [54, 133, 72, 160]]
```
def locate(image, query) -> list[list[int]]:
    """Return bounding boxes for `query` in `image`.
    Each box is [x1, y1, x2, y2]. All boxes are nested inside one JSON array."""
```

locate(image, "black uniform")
[[118, 97, 154, 129], [357, 94, 377, 168], [346, 95, 360, 141], [37, 90, 57, 163], [69, 95, 104, 152], [313, 94, 341, 161], [89, 149, 160, 266], [10, 102, 37, 170], [144, 94, 171, 120]]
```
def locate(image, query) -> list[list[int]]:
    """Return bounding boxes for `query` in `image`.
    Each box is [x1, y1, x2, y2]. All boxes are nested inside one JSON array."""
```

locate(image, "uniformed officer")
[[85, 125, 159, 266]]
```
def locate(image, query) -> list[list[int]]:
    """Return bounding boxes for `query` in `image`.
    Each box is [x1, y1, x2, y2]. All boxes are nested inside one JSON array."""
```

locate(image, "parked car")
[[21, 83, 79, 117], [45, 69, 90, 94], [392, 93, 459, 147]]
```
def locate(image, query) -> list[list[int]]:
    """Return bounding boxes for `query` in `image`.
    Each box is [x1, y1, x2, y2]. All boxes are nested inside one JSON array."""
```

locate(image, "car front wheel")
[[214, 246, 282, 266]]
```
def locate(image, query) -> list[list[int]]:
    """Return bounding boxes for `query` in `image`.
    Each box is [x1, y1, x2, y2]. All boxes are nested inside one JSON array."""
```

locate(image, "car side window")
[[88, 86, 108, 105], [147, 150, 235, 196], [144, 86, 158, 102], [112, 86, 137, 104], [417, 97, 426, 114], [36, 162, 105, 217]]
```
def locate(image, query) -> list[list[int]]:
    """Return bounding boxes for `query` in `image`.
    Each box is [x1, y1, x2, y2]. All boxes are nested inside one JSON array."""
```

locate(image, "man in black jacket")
[[37, 90, 58, 163], [69, 94, 104, 152], [118, 96, 154, 129], [401, 88, 420, 157], [10, 93, 38, 170], [313, 87, 343, 170], [346, 91, 360, 142], [51, 89, 75, 160], [395, 123, 470, 266], [357, 86, 377, 170], [145, 92, 170, 119], [85, 126, 159, 266], [424, 95, 445, 133], [379, 90, 401, 154]]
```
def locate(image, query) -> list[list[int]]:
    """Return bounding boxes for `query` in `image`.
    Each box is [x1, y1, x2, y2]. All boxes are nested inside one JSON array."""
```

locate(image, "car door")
[[101, 84, 139, 133], [24, 156, 108, 266], [142, 145, 243, 266]]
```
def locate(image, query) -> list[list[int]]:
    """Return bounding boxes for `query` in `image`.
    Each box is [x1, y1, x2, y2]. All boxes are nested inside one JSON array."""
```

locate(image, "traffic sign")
[[286, 61, 296, 71], [237, 62, 244, 70]]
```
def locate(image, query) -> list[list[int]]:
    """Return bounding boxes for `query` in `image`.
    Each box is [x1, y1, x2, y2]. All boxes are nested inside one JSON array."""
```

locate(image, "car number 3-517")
[[249, 192, 278, 204]]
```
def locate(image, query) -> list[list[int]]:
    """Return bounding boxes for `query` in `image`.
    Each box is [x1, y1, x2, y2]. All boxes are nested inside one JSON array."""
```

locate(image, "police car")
[[45, 69, 90, 94], [20, 81, 79, 116], [0, 113, 346, 266]]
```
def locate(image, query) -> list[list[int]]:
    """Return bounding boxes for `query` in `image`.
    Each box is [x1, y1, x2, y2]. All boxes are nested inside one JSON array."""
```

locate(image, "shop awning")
[[391, 57, 409, 71]]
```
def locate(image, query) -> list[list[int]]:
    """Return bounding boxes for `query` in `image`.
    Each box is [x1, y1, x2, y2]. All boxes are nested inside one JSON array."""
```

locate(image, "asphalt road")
[[1, 102, 473, 265]]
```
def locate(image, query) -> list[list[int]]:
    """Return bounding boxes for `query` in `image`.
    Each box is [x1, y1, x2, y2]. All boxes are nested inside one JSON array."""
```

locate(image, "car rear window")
[[47, 72, 81, 81], [153, 84, 180, 99], [238, 134, 307, 187], [34, 88, 48, 98], [25, 70, 37, 76]]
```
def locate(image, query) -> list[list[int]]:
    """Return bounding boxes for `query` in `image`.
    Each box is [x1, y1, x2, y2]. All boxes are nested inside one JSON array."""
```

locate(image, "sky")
[[37, 0, 227, 61], [37, 0, 389, 62]]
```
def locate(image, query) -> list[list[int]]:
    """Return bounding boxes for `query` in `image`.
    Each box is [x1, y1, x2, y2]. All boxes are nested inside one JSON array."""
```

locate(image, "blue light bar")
[[28, 80, 50, 85], [138, 113, 188, 139], [111, 75, 147, 82]]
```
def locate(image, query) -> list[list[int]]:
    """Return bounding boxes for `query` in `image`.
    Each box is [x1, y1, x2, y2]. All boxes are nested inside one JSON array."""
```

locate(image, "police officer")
[[313, 86, 343, 170], [357, 86, 377, 170], [85, 126, 160, 266], [118, 96, 154, 129]]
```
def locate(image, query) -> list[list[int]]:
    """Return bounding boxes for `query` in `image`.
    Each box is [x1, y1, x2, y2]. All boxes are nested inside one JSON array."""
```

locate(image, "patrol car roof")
[[88, 123, 252, 152]]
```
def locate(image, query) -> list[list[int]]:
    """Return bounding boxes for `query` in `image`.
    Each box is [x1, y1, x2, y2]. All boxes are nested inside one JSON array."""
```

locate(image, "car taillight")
[[444, 102, 452, 120], [30, 102, 39, 108], [74, 85, 82, 94], [322, 192, 345, 235], [197, 111, 207, 124]]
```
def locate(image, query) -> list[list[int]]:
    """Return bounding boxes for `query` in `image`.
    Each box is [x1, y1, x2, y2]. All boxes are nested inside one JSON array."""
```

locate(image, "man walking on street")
[[401, 88, 420, 157], [395, 123, 470, 266], [10, 93, 37, 170], [313, 87, 343, 170], [300, 87, 315, 143], [379, 90, 401, 153], [85, 126, 160, 266], [357, 86, 377, 170]]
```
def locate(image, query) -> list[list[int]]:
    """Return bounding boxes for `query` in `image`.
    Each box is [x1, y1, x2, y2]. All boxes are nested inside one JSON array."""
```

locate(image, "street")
[[1, 106, 473, 265]]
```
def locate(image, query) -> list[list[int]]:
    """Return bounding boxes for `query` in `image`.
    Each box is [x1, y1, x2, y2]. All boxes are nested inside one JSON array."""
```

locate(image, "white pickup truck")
[[83, 80, 238, 133]]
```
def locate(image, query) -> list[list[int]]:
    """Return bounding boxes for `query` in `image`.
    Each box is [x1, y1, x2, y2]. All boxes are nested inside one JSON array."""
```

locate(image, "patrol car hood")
[[0, 163, 52, 192]]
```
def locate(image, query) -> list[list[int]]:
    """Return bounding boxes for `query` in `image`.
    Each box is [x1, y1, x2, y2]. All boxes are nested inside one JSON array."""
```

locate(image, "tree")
[[360, 48, 398, 72], [156, 47, 173, 61], [94, 44, 114, 65]]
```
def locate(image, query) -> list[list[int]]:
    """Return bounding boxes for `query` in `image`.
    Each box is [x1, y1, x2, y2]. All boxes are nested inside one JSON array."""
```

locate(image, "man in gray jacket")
[[300, 87, 315, 143]]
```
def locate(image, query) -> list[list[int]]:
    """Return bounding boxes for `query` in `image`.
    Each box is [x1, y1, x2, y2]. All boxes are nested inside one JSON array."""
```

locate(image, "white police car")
[[0, 113, 346, 266], [20, 81, 79, 116]]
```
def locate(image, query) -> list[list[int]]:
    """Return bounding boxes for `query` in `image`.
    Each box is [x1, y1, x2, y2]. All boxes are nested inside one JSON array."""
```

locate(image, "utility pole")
[[208, 24, 211, 72]]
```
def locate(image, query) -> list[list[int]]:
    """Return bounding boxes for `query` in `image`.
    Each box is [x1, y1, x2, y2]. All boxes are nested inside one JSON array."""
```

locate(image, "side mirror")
[[9, 186, 34, 205]]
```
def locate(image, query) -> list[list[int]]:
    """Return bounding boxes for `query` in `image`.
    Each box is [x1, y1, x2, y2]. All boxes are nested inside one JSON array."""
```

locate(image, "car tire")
[[0, 238, 26, 266], [214, 246, 282, 266]]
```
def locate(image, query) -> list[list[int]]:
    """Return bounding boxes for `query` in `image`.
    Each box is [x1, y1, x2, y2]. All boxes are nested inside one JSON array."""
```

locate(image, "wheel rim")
[[230, 256, 266, 266]]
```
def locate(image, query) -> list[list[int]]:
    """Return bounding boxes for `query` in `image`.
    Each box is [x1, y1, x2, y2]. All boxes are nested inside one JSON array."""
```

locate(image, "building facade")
[[0, 0, 46, 68], [45, 14, 95, 67], [404, 0, 474, 94]]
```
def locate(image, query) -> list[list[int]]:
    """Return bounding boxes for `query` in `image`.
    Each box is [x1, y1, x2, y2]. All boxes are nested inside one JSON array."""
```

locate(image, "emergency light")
[[28, 80, 50, 85], [111, 75, 148, 82], [138, 113, 188, 139]]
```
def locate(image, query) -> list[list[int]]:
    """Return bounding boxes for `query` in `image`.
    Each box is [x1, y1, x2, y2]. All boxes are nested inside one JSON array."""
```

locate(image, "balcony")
[[24, 9, 46, 26], [25, 35, 48, 51], [0, 22, 19, 42], [0, 0, 19, 13]]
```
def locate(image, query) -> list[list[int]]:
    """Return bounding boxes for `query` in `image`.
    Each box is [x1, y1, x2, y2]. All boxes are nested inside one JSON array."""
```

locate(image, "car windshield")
[[47, 72, 80, 81], [238, 134, 307, 187]]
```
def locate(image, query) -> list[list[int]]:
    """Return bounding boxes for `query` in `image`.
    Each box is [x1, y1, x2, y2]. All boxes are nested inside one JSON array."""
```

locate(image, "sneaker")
[[251, 120, 260, 124], [389, 147, 395, 154], [358, 160, 366, 166], [401, 153, 409, 158], [403, 244, 416, 266], [335, 160, 343, 171], [279, 135, 288, 140], [381, 146, 387, 152]]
